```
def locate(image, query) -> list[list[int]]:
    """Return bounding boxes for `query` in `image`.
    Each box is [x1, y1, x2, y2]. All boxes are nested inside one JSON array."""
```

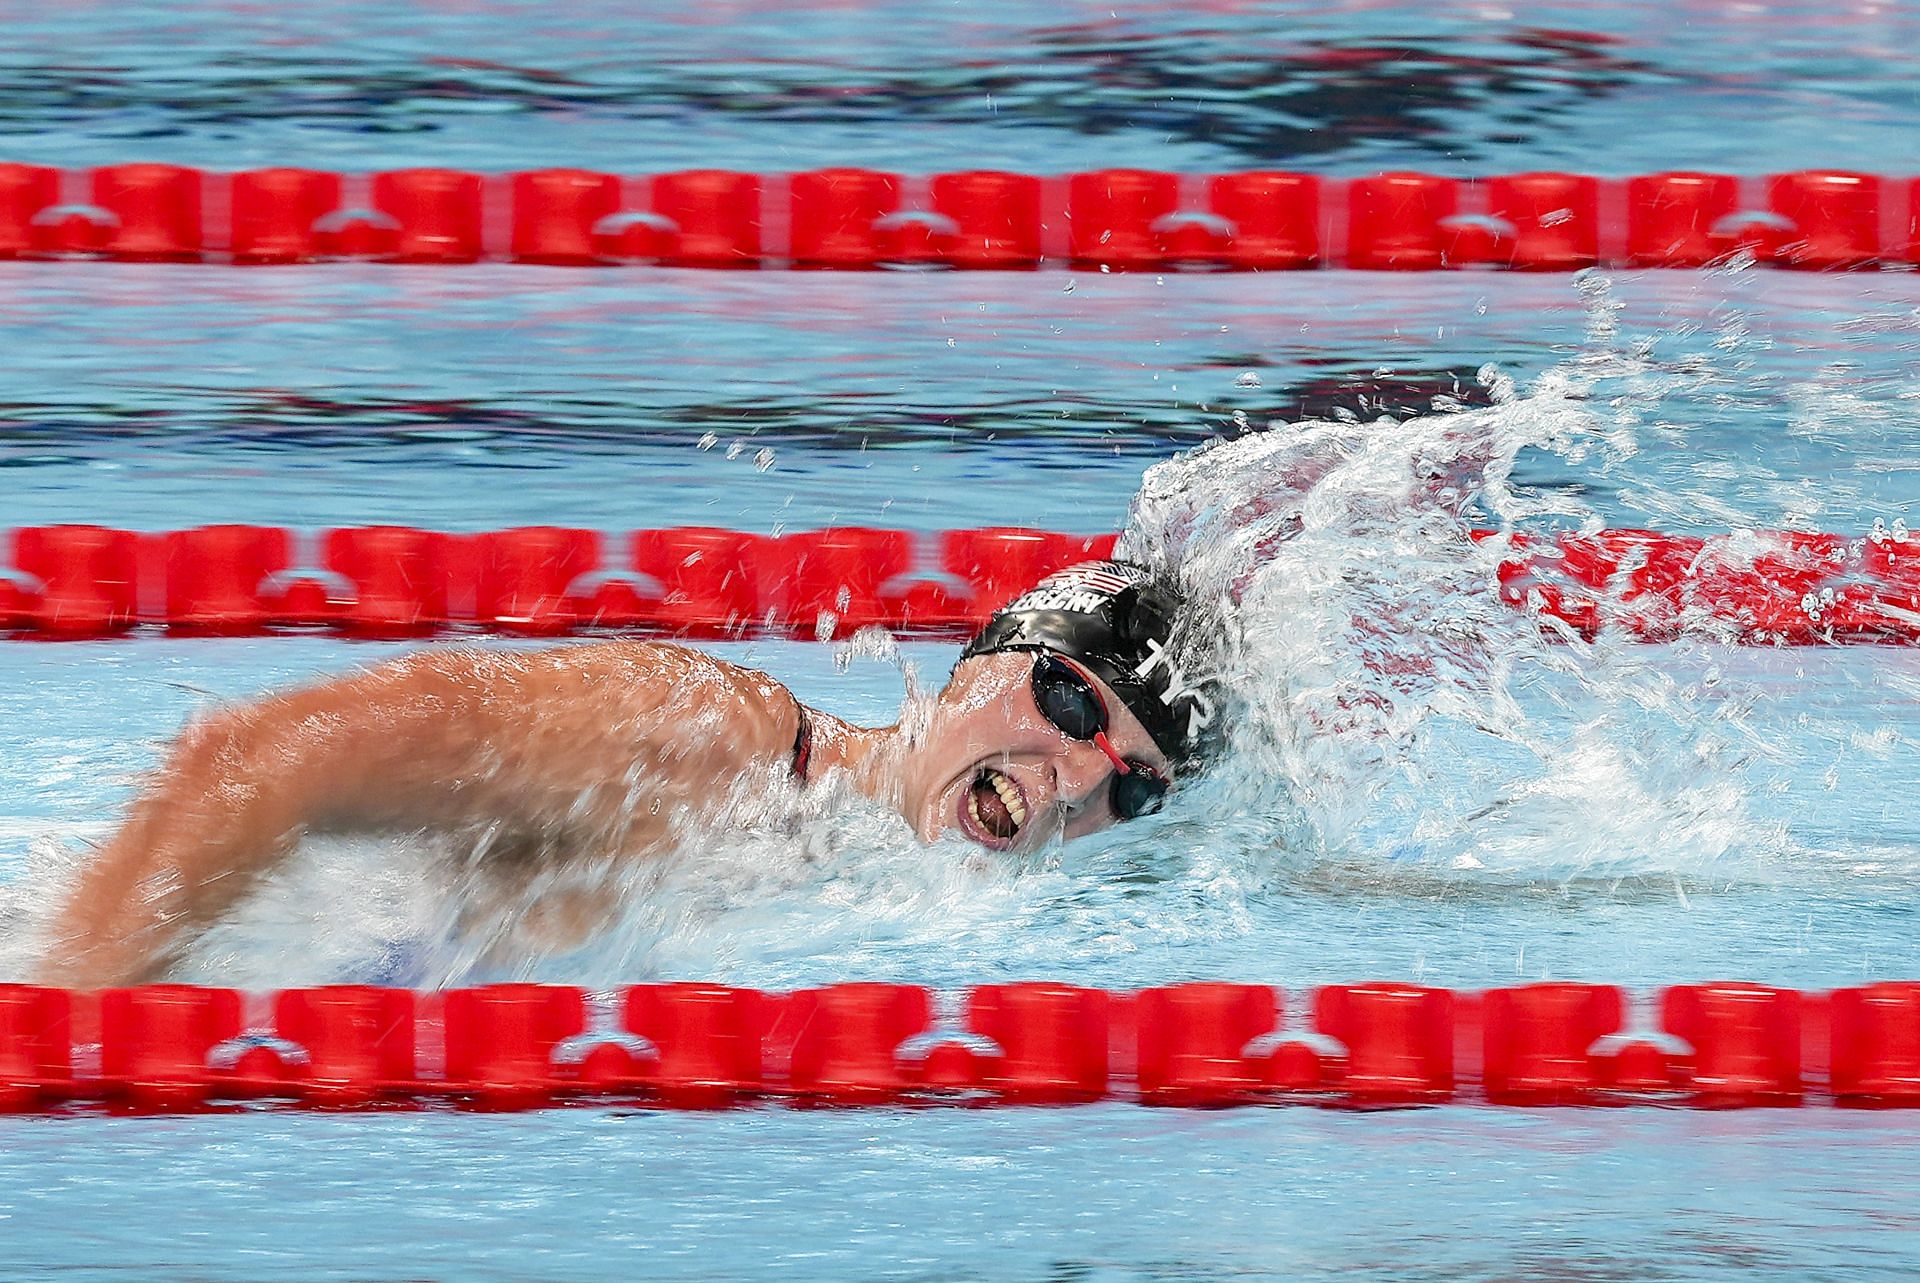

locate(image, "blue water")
[[5, 268, 1920, 535], [6, 1108, 1920, 1282], [6, 2, 1920, 1281], [2, 0, 1919, 174]]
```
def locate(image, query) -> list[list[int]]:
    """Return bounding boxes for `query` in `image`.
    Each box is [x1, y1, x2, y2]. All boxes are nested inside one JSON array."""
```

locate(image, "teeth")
[[988, 770, 1027, 827]]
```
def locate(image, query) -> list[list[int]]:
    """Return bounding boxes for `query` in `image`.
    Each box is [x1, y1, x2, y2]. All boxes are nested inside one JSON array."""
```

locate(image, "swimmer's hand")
[[35, 642, 802, 988]]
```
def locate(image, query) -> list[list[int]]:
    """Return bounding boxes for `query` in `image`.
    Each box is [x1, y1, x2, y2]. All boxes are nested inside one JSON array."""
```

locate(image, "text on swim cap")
[[1006, 585, 1125, 616], [1134, 638, 1219, 739]]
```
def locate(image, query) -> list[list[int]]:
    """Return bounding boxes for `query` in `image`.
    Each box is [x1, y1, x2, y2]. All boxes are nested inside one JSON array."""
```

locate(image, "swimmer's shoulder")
[[541, 639, 793, 700], [532, 640, 803, 756], [390, 639, 770, 693], [354, 640, 804, 760], [596, 641, 807, 767]]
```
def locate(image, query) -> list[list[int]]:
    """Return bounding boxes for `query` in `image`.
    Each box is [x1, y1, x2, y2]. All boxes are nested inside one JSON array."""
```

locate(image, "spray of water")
[[1118, 270, 1783, 896]]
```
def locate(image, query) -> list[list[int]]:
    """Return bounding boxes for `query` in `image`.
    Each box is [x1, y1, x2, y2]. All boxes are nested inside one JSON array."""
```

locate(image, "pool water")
[[5, 2, 1920, 1281], [6, 1107, 1919, 1283]]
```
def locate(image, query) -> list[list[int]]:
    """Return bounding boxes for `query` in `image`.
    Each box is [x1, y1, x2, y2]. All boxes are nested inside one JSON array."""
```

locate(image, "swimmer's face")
[[903, 651, 1172, 853]]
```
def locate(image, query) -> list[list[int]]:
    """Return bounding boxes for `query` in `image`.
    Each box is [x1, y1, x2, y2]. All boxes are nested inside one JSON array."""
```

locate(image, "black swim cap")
[[959, 559, 1223, 770]]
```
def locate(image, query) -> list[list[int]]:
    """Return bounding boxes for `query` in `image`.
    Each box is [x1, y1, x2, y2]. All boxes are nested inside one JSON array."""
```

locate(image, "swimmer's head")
[[901, 560, 1224, 852]]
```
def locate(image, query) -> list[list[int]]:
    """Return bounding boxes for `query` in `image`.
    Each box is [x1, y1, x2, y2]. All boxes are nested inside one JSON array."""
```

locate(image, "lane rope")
[[4, 523, 1917, 644], [1, 165, 1913, 270], [2, 980, 1913, 1112]]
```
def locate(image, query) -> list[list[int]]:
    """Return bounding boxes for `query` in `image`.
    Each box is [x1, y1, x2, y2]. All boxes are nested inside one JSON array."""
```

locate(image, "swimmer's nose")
[[1052, 738, 1119, 811], [1092, 731, 1133, 774]]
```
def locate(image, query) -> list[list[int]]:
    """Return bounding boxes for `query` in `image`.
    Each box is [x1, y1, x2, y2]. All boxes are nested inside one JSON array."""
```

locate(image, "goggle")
[[1029, 653, 1171, 821]]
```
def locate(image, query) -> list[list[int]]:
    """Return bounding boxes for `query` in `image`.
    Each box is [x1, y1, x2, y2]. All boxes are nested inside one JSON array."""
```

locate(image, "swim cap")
[[959, 559, 1222, 770]]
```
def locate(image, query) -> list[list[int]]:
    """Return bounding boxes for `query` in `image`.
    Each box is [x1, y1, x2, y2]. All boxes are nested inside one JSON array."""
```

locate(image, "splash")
[[1117, 270, 1784, 889]]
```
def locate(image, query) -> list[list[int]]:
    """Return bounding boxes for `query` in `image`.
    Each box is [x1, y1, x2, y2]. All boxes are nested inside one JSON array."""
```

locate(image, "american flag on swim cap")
[[997, 560, 1149, 615], [1046, 563, 1136, 594]]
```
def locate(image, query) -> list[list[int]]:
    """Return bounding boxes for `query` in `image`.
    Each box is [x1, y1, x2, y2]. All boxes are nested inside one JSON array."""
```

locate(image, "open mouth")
[[961, 765, 1029, 848]]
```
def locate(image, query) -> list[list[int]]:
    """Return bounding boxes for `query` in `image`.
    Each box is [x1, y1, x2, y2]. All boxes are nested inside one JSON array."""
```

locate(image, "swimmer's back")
[[256, 640, 806, 837]]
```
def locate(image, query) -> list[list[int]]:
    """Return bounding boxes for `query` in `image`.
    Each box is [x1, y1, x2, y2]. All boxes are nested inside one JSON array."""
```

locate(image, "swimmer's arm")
[[36, 643, 797, 988]]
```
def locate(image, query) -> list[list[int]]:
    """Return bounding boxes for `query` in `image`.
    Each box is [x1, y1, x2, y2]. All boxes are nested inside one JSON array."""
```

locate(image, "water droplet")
[[1235, 371, 1262, 388], [724, 441, 744, 460], [1476, 363, 1516, 403], [754, 448, 775, 472], [696, 432, 718, 451]]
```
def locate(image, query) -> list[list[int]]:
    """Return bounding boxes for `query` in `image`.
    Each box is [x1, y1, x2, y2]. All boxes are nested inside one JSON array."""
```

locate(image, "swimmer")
[[38, 560, 1221, 988]]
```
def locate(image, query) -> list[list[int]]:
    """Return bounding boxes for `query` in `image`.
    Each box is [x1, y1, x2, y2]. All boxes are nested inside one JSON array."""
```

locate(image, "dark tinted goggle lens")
[[1109, 765, 1169, 820], [1033, 654, 1172, 822], [1031, 655, 1106, 740]]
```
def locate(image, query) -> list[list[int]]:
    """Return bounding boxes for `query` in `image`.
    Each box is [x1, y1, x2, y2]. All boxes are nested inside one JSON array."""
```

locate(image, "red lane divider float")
[[1, 165, 1916, 270], [0, 524, 1115, 640], [5, 524, 1920, 644], [3, 981, 1917, 1113]]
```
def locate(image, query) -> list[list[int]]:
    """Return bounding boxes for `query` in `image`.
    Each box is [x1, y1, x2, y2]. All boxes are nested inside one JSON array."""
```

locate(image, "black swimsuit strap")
[[791, 698, 814, 782]]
